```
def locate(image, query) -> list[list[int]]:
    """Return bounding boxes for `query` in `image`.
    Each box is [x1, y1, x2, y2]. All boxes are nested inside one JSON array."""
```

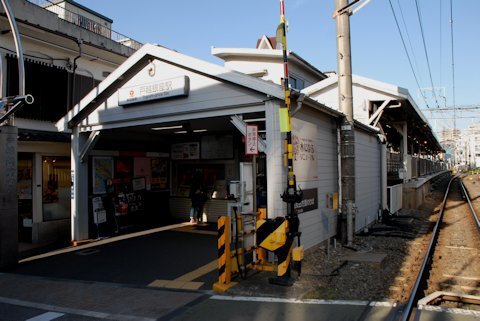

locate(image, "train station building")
[[2, 1, 445, 260], [56, 38, 444, 250], [56, 42, 387, 249]]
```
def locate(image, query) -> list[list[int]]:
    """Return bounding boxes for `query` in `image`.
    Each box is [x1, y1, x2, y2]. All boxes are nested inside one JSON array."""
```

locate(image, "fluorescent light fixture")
[[244, 118, 266, 122], [193, 129, 208, 133], [151, 125, 183, 131], [174, 130, 188, 134]]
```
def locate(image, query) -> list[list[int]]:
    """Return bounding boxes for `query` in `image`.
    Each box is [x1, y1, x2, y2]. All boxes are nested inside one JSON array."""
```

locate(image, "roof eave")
[[57, 44, 285, 131], [212, 48, 326, 79]]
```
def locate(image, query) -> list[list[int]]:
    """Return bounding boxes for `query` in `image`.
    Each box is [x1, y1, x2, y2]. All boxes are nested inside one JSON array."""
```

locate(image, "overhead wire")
[[450, 0, 456, 132], [396, 0, 423, 87], [414, 0, 441, 109], [439, 0, 443, 93], [436, 0, 451, 129], [388, 0, 431, 108]]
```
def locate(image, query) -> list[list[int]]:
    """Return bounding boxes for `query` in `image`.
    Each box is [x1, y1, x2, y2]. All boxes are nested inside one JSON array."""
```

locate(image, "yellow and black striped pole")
[[277, 0, 301, 208], [272, 0, 303, 285], [213, 215, 237, 292]]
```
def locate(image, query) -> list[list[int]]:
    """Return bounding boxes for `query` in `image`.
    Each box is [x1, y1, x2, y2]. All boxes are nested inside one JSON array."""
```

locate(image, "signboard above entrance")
[[118, 76, 190, 106]]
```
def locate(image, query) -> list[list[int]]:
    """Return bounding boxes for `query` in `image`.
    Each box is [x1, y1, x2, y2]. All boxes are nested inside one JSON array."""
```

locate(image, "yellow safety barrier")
[[213, 216, 237, 292], [255, 209, 268, 265]]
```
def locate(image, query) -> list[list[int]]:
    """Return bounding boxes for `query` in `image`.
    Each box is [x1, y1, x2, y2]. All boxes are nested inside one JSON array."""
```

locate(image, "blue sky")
[[76, 0, 480, 131]]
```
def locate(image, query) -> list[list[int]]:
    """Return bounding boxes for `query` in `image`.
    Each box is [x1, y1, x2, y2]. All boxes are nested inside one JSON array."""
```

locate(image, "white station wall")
[[292, 107, 338, 250], [355, 129, 381, 231]]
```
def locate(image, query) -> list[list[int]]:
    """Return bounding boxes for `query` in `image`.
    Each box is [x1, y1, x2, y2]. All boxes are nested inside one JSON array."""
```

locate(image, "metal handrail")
[[26, 0, 142, 50]]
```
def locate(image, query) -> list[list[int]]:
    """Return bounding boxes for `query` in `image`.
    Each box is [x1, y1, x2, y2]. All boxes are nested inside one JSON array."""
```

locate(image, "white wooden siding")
[[293, 107, 338, 250], [355, 130, 381, 231]]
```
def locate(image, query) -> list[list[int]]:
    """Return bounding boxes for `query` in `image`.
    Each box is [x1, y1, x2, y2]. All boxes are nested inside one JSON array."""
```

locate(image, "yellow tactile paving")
[[174, 260, 217, 282], [148, 259, 217, 290]]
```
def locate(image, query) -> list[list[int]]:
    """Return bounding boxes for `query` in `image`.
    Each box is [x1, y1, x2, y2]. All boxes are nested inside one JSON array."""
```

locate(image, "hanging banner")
[[245, 124, 258, 155], [291, 118, 318, 182]]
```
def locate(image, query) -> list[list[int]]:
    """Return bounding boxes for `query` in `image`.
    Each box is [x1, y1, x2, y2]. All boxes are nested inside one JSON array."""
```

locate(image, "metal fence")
[[26, 0, 143, 50], [387, 151, 402, 177], [387, 152, 446, 180]]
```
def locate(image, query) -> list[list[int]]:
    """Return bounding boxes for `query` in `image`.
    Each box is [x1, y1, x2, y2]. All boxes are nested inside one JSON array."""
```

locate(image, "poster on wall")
[[134, 157, 151, 190], [115, 158, 133, 178], [151, 158, 168, 189], [92, 157, 113, 194], [172, 142, 199, 160], [17, 159, 32, 199], [132, 177, 146, 191], [126, 192, 144, 212], [291, 118, 318, 182]]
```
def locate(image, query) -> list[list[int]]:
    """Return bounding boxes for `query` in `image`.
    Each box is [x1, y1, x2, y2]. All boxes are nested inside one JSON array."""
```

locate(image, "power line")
[[439, 0, 443, 89], [426, 116, 480, 120], [437, 1, 451, 122], [414, 0, 441, 108], [396, 0, 423, 86], [421, 105, 480, 112], [388, 0, 431, 108], [450, 0, 456, 131]]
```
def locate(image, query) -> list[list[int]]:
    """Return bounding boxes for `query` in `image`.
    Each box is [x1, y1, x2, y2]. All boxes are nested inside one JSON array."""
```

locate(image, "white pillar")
[[381, 143, 388, 211], [71, 127, 89, 241], [265, 100, 286, 218], [402, 122, 409, 181]]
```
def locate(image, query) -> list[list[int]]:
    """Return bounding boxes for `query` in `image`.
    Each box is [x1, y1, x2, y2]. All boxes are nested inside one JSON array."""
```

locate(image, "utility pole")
[[335, 0, 357, 245]]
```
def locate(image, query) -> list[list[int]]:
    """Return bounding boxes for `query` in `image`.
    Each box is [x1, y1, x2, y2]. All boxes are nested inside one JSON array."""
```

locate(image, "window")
[[289, 76, 305, 90], [42, 156, 71, 221]]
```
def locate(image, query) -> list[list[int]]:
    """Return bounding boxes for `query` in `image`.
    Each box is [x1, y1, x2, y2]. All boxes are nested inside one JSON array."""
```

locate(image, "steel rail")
[[399, 175, 455, 321], [460, 179, 480, 231]]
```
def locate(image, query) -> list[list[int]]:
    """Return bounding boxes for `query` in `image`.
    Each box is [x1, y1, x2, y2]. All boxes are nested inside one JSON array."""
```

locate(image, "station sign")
[[294, 188, 318, 214], [118, 75, 189, 106], [245, 124, 258, 155]]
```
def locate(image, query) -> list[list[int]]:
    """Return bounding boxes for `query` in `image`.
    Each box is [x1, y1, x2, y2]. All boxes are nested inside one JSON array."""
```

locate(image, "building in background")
[[212, 35, 328, 90], [457, 124, 480, 170], [1, 0, 139, 245]]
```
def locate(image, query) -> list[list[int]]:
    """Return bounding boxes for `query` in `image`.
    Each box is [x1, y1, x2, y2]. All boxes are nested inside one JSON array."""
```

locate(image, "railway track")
[[400, 175, 480, 320]]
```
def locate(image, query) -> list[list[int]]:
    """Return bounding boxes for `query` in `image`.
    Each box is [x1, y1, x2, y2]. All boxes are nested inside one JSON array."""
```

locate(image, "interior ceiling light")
[[193, 129, 207, 133], [174, 130, 188, 134], [151, 125, 183, 131], [244, 118, 266, 122]]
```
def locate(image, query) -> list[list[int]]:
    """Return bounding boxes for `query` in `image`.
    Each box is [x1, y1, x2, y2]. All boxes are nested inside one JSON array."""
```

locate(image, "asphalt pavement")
[[1, 222, 478, 321]]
